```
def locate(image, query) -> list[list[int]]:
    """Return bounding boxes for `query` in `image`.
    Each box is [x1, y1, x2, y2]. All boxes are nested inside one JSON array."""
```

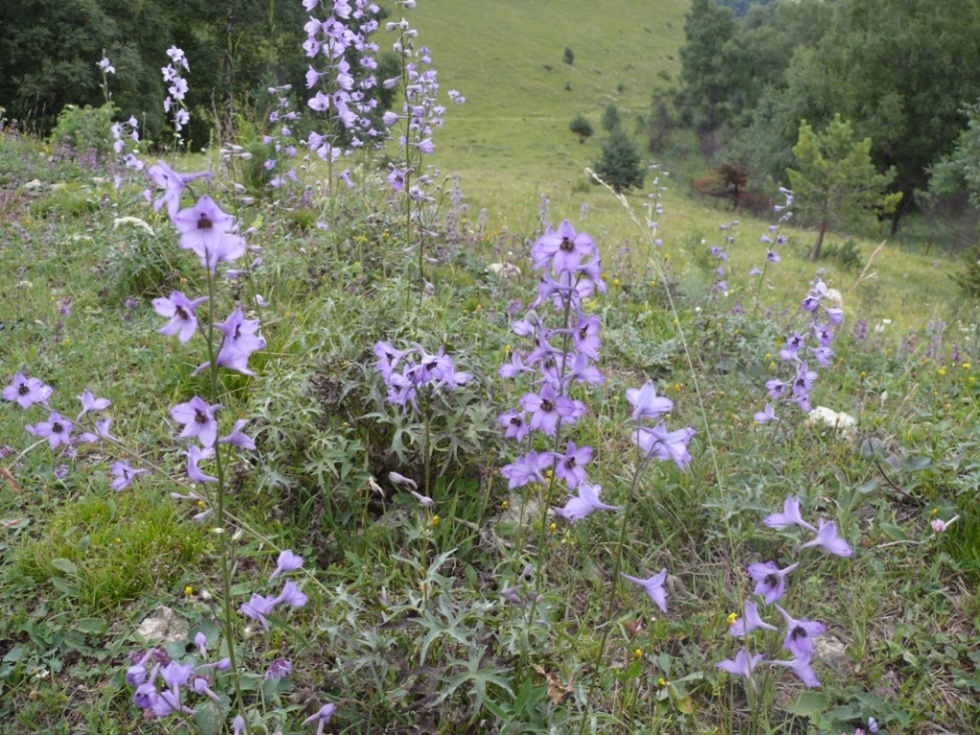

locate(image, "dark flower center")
[[195, 409, 208, 424], [790, 625, 807, 641], [560, 236, 574, 253], [541, 399, 554, 413], [196, 214, 214, 231], [52, 422, 63, 433], [764, 573, 778, 588], [18, 384, 28, 395], [510, 417, 523, 427], [565, 457, 576, 469], [233, 324, 242, 340], [175, 306, 189, 320]]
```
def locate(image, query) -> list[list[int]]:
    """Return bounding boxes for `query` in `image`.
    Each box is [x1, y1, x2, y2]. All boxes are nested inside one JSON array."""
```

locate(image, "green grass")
[[0, 4, 979, 734]]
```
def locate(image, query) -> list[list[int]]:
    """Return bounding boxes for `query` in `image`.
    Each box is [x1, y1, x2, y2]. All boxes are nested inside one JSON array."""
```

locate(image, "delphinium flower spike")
[[716, 648, 763, 691], [799, 518, 853, 557], [621, 568, 669, 613], [747, 560, 798, 604]]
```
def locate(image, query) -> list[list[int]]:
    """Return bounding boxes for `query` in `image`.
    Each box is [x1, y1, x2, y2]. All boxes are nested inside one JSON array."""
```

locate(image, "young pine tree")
[[593, 129, 644, 193]]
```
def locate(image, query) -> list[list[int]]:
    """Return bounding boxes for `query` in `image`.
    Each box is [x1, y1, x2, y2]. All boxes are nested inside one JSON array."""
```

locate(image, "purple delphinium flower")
[[110, 460, 148, 492], [275, 580, 308, 608], [621, 568, 668, 613], [26, 411, 73, 449], [240, 593, 277, 630], [76, 389, 111, 419], [729, 600, 778, 637], [303, 703, 337, 735], [500, 450, 553, 489], [553, 442, 592, 490], [554, 482, 620, 523], [775, 605, 826, 658], [764, 496, 817, 532], [626, 382, 674, 421], [531, 220, 597, 272], [799, 518, 854, 557], [147, 162, 211, 222], [218, 419, 256, 450], [520, 383, 575, 437], [754, 404, 776, 424], [185, 445, 218, 484], [747, 561, 798, 604], [768, 653, 820, 687], [170, 397, 220, 447], [153, 292, 208, 343], [269, 550, 304, 581], [172, 196, 247, 272], [498, 409, 530, 441], [716, 648, 763, 691], [265, 658, 292, 680], [3, 373, 53, 409], [631, 423, 696, 471], [213, 307, 266, 375]]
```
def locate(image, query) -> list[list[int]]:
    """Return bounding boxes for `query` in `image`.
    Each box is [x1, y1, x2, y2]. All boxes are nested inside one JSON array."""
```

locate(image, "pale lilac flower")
[[754, 404, 776, 424], [269, 550, 304, 581], [553, 442, 592, 490], [303, 703, 337, 735], [498, 410, 530, 441], [275, 580, 308, 608], [500, 451, 553, 489], [110, 460, 148, 491], [26, 411, 73, 449], [775, 605, 825, 658], [554, 483, 620, 523], [173, 196, 247, 272], [729, 600, 778, 637], [98, 56, 116, 74], [147, 161, 211, 222], [76, 389, 111, 419], [763, 496, 817, 532], [194, 632, 208, 657], [747, 561, 798, 604], [265, 658, 292, 680], [3, 373, 53, 409], [716, 648, 763, 691], [621, 568, 668, 613], [626, 382, 674, 421], [631, 423, 695, 471], [799, 519, 853, 557], [185, 445, 217, 484], [170, 397, 220, 447], [240, 594, 277, 630], [217, 419, 255, 451], [768, 653, 820, 687], [153, 292, 207, 343], [521, 383, 576, 436], [213, 307, 266, 375]]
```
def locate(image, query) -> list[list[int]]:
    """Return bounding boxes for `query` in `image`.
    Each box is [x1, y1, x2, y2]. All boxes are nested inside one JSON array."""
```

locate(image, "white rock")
[[488, 262, 521, 278], [807, 406, 857, 437], [136, 606, 189, 644]]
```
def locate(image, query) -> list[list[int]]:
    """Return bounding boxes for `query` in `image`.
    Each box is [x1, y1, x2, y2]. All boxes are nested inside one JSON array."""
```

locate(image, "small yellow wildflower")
[[657, 677, 667, 688], [544, 469, 554, 480], [938, 366, 947, 377], [962, 362, 972, 370], [726, 612, 738, 627], [861, 371, 867, 379], [500, 500, 509, 511], [431, 515, 440, 526], [549, 522, 557, 533], [764, 353, 772, 361], [634, 648, 643, 659], [649, 281, 656, 288], [613, 278, 621, 286], [184, 586, 193, 598], [505, 344, 512, 354], [115, 537, 122, 545], [931, 508, 939, 517]]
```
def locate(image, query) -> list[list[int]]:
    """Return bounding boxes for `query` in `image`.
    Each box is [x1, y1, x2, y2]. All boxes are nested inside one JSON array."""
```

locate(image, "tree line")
[[670, 0, 980, 234]]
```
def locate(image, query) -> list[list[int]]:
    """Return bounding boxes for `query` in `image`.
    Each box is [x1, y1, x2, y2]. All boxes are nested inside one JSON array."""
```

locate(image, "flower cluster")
[[111, 115, 144, 176], [264, 85, 300, 189], [382, 16, 464, 197], [718, 496, 853, 691], [374, 341, 472, 410], [127, 638, 230, 719], [496, 220, 613, 523], [162, 46, 190, 133], [304, 0, 384, 160], [239, 549, 309, 631], [627, 382, 695, 471], [758, 277, 844, 420]]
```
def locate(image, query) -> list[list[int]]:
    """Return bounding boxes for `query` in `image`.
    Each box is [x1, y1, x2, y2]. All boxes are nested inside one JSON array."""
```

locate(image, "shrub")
[[49, 103, 115, 158], [563, 46, 574, 65], [569, 114, 594, 143], [593, 128, 644, 193]]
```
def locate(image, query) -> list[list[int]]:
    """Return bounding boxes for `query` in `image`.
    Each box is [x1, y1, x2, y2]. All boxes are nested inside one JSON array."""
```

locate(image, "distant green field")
[[393, 0, 687, 226]]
